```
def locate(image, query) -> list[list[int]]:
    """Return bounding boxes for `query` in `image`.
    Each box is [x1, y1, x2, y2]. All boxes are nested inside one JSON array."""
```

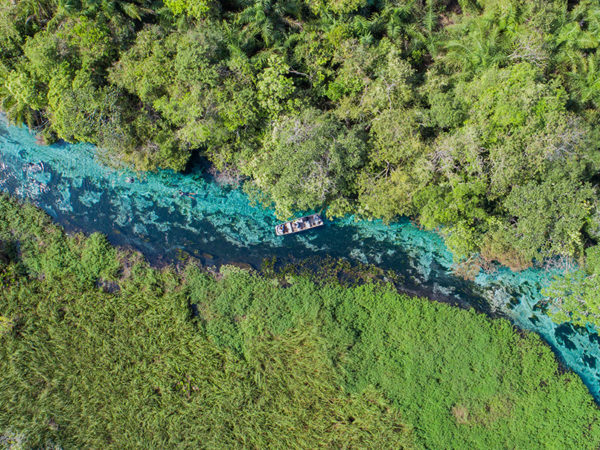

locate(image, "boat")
[[275, 214, 324, 236]]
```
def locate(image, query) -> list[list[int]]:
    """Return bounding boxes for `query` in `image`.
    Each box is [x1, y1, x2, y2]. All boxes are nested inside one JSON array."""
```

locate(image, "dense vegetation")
[[2, 0, 600, 273], [1, 195, 599, 447], [544, 244, 600, 330]]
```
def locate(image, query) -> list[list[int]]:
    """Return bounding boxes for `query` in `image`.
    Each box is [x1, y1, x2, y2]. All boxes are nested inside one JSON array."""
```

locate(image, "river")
[[1, 116, 599, 402]]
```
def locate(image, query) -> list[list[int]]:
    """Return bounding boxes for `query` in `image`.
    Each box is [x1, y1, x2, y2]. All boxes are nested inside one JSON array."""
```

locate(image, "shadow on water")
[[1, 117, 599, 403]]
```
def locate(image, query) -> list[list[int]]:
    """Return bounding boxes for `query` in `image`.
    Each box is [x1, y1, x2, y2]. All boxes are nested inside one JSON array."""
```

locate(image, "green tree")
[[0, 68, 44, 126], [235, 0, 302, 48], [163, 0, 216, 19], [246, 108, 367, 218], [357, 108, 428, 221], [544, 245, 600, 330], [256, 54, 296, 117], [503, 172, 595, 261]]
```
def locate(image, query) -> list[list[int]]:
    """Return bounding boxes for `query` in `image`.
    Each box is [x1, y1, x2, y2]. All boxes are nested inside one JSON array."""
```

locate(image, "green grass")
[[0, 194, 599, 448]]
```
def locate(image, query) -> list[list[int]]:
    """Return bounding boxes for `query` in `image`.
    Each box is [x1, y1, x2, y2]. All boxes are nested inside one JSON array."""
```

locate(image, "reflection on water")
[[1, 117, 599, 402]]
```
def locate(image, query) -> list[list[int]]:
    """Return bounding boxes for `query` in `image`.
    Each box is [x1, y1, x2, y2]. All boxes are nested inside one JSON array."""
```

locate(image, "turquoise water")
[[1, 117, 599, 402]]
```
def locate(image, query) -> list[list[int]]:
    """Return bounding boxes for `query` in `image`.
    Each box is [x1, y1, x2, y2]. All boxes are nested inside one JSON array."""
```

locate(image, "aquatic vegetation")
[[2, 117, 600, 405], [0, 195, 598, 448]]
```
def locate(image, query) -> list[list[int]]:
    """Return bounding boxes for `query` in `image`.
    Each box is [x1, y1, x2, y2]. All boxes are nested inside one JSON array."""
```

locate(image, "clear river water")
[[1, 116, 600, 403]]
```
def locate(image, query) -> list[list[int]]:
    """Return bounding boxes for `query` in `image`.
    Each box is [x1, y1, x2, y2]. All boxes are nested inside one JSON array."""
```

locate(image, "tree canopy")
[[2, 0, 600, 273]]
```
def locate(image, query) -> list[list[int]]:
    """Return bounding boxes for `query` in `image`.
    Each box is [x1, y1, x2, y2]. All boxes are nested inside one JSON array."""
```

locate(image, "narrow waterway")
[[1, 117, 599, 402]]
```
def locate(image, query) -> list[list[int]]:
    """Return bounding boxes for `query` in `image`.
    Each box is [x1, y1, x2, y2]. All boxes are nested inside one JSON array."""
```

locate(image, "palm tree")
[[405, 0, 443, 61], [376, 0, 446, 63], [379, 2, 415, 41], [14, 0, 58, 25], [58, 0, 154, 21], [572, 0, 600, 39], [568, 52, 600, 108], [234, 0, 302, 48], [443, 16, 510, 74], [0, 75, 40, 128], [550, 2, 600, 75]]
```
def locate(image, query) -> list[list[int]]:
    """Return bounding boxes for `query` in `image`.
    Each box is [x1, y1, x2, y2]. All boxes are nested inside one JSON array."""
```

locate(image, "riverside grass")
[[0, 194, 599, 448]]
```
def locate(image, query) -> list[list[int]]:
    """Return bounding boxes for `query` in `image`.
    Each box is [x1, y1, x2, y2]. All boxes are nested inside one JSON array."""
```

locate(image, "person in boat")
[[276, 224, 285, 234], [24, 162, 43, 172]]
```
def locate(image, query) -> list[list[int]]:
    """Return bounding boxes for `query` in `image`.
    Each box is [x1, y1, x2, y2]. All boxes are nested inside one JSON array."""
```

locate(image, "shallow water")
[[1, 117, 599, 402]]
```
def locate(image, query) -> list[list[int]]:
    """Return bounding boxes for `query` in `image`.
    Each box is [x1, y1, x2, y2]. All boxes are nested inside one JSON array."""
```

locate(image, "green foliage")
[[108, 24, 262, 169], [48, 73, 119, 143], [256, 54, 296, 117], [2, 195, 599, 448], [2, 0, 600, 267], [544, 244, 600, 330], [504, 172, 594, 260], [305, 0, 368, 15], [422, 61, 600, 264], [0, 195, 413, 448], [0, 69, 44, 126], [163, 0, 215, 19], [187, 267, 600, 449], [247, 108, 366, 218]]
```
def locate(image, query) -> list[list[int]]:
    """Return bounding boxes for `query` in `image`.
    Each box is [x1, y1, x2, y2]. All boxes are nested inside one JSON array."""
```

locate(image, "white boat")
[[275, 214, 324, 236]]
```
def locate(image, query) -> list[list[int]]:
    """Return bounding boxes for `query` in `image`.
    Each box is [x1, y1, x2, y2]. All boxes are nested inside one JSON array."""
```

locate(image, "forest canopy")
[[2, 0, 600, 272]]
